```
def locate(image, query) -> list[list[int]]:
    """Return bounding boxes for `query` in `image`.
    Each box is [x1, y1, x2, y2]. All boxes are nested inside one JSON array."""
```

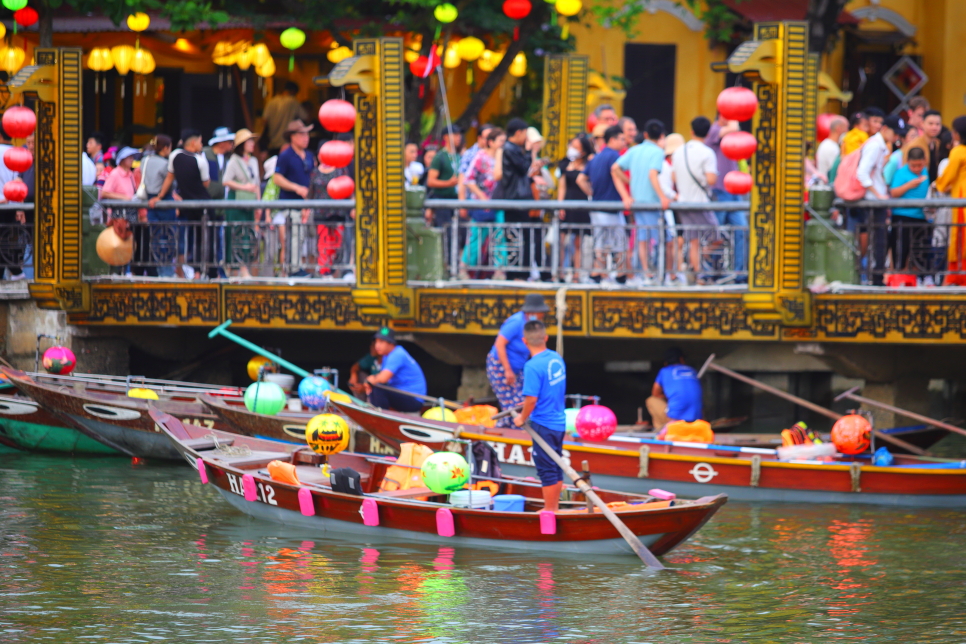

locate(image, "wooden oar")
[[370, 382, 462, 410], [835, 386, 966, 439], [700, 354, 927, 456], [521, 421, 664, 570]]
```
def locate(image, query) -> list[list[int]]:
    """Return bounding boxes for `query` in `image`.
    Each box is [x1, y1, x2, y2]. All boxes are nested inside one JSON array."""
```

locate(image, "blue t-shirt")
[[581, 146, 621, 202], [522, 349, 566, 432], [890, 164, 929, 219], [616, 140, 665, 204], [487, 311, 530, 373], [382, 345, 427, 396], [655, 364, 702, 422], [275, 147, 314, 201]]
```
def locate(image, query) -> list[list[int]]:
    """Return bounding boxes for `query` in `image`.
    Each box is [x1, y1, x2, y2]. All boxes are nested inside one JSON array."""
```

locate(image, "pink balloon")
[[574, 404, 617, 441]]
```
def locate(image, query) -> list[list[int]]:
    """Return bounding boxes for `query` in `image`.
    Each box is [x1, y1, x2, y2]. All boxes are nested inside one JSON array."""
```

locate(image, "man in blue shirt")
[[577, 124, 629, 284], [612, 118, 670, 283], [272, 119, 315, 277], [888, 146, 930, 274], [365, 327, 427, 412], [486, 293, 549, 427], [514, 320, 567, 512], [647, 347, 702, 431]]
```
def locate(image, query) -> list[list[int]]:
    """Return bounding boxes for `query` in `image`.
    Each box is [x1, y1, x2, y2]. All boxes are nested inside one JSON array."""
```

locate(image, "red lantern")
[[720, 131, 757, 161], [317, 99, 356, 134], [3, 147, 31, 173], [586, 112, 598, 132], [716, 87, 758, 122], [503, 0, 531, 19], [2, 106, 36, 139], [817, 113, 835, 142], [14, 7, 38, 27], [723, 170, 752, 195], [3, 178, 28, 203], [326, 175, 355, 199], [318, 140, 354, 168], [830, 414, 872, 455], [410, 55, 430, 77]]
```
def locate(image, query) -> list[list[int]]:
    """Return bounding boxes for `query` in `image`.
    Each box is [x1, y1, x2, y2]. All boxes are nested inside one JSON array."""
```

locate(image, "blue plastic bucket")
[[493, 494, 526, 512]]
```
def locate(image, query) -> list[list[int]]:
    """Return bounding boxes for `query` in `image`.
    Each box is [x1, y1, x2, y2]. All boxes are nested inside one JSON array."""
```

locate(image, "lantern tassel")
[[289, 55, 294, 72], [419, 84, 425, 99], [466, 67, 473, 86], [561, 23, 569, 39], [434, 26, 441, 41], [514, 26, 519, 40]]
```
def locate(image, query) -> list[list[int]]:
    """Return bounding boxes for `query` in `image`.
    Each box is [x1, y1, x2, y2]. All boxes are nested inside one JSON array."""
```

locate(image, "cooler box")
[[449, 490, 492, 509], [493, 494, 526, 512]]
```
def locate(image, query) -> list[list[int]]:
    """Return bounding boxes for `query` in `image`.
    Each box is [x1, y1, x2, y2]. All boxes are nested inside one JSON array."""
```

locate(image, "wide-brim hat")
[[285, 120, 314, 135], [521, 293, 550, 313], [208, 126, 235, 146], [664, 133, 685, 156], [233, 128, 258, 148], [115, 146, 141, 164]]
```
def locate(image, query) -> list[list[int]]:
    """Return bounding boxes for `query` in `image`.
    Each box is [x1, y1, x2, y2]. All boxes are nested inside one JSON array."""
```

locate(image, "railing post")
[[450, 215, 459, 279], [550, 216, 560, 282], [658, 215, 666, 285], [200, 212, 209, 278]]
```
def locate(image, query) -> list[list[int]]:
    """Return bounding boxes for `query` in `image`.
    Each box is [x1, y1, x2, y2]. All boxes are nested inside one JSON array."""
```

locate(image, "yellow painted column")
[[541, 54, 589, 164]]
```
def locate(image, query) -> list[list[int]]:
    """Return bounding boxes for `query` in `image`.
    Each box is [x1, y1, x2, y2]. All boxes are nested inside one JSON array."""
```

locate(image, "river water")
[[2, 450, 965, 643]]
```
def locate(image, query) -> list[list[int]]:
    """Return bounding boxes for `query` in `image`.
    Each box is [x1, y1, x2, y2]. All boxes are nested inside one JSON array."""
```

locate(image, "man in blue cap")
[[486, 293, 549, 427], [365, 327, 427, 412]]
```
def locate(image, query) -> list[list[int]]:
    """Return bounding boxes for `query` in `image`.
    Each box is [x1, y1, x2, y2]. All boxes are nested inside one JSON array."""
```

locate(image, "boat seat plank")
[[183, 437, 234, 451], [211, 450, 289, 469], [377, 486, 435, 499], [292, 466, 371, 487]]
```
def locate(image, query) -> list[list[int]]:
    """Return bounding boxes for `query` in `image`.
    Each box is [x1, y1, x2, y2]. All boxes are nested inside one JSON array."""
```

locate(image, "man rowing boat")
[[487, 293, 549, 427], [646, 347, 703, 432], [513, 320, 567, 512], [365, 327, 427, 412]]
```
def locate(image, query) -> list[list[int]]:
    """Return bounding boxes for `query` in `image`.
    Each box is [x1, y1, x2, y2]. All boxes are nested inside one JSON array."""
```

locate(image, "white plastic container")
[[264, 373, 295, 393], [449, 490, 493, 509]]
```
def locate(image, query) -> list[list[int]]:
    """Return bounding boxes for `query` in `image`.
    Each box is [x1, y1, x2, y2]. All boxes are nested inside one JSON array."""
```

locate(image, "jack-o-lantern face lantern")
[[305, 414, 350, 455]]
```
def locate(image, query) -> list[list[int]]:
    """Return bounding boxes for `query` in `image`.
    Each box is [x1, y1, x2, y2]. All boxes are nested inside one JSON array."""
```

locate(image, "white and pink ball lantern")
[[574, 404, 617, 441]]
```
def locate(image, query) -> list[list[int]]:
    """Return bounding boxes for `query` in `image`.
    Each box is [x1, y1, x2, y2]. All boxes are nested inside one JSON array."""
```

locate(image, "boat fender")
[[539, 510, 556, 535], [196, 458, 209, 484], [242, 474, 258, 502], [298, 487, 315, 516], [436, 507, 455, 537], [649, 488, 676, 501], [361, 498, 380, 526]]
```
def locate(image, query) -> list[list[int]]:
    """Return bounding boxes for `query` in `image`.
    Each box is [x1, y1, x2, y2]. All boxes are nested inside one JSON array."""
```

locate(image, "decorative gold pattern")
[[224, 286, 384, 329], [778, 22, 807, 294], [413, 290, 584, 334], [355, 93, 379, 287], [541, 54, 589, 167], [35, 100, 56, 281], [379, 38, 407, 287], [58, 48, 82, 282], [81, 285, 219, 325], [591, 294, 779, 339]]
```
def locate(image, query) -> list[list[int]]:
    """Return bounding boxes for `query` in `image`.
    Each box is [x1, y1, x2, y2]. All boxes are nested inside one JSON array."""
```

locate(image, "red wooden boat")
[[152, 409, 727, 557], [330, 400, 966, 507]]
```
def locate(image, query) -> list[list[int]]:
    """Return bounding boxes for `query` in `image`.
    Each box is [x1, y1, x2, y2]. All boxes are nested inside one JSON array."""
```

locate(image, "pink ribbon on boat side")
[[361, 498, 379, 526], [242, 474, 257, 502], [196, 457, 208, 484], [539, 510, 556, 535], [298, 487, 315, 516], [436, 507, 455, 537]]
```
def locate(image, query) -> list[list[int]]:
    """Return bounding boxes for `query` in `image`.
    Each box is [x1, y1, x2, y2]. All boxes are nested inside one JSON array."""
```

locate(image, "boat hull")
[[0, 394, 119, 454]]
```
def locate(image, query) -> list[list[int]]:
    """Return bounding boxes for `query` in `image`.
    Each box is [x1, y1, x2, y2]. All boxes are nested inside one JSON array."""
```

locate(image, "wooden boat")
[[1, 368, 243, 460], [0, 392, 119, 455], [153, 410, 727, 557], [331, 399, 966, 507], [200, 393, 395, 456]]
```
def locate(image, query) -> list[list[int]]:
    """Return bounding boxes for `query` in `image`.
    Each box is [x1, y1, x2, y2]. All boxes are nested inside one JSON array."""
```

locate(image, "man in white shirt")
[[82, 152, 96, 186], [671, 116, 719, 281], [855, 114, 901, 286], [816, 115, 848, 179]]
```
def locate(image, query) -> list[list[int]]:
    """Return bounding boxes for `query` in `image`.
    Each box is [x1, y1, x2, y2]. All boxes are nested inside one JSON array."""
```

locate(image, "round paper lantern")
[[477, 49, 503, 73], [720, 131, 757, 161], [327, 45, 352, 64], [508, 52, 527, 77], [717, 86, 758, 122], [2, 106, 35, 139], [831, 414, 872, 455], [574, 404, 617, 441], [305, 413, 350, 455], [1, 0, 27, 11], [255, 57, 276, 78], [280, 27, 306, 51], [817, 113, 835, 142], [421, 451, 470, 494], [249, 43, 271, 68], [243, 381, 286, 416], [127, 387, 159, 400], [434, 3, 458, 23], [318, 140, 354, 168], [111, 45, 135, 76], [3, 178, 27, 202], [126, 12, 150, 32], [457, 37, 484, 62], [422, 406, 458, 423], [3, 147, 31, 173], [247, 355, 276, 381], [95, 226, 134, 265], [443, 42, 461, 69], [87, 47, 114, 72], [564, 407, 580, 435], [318, 99, 356, 133], [723, 170, 752, 195], [130, 49, 155, 75], [42, 346, 75, 375], [410, 55, 431, 77], [326, 175, 355, 199], [13, 6, 37, 27], [0, 47, 25, 75], [298, 376, 333, 410], [503, 0, 531, 20], [323, 390, 353, 405], [556, 0, 582, 16]]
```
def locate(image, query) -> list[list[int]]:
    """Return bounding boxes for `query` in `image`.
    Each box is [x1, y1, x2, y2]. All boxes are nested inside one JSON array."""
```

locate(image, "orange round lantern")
[[830, 414, 872, 455]]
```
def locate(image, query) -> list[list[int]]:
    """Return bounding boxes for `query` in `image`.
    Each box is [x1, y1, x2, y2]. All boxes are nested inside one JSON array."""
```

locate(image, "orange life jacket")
[[664, 419, 714, 443]]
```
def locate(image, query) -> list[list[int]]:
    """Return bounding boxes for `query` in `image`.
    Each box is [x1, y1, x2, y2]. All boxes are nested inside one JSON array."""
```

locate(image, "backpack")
[[833, 147, 866, 201], [330, 467, 363, 495]]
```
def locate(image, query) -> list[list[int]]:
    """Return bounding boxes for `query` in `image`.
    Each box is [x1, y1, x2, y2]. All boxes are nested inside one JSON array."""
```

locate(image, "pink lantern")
[[574, 405, 617, 441], [326, 175, 355, 199], [318, 140, 353, 168], [723, 170, 752, 195], [42, 346, 76, 375], [2, 107, 36, 139], [3, 178, 27, 202], [3, 147, 31, 173], [318, 99, 356, 133], [716, 87, 758, 122], [720, 131, 757, 161]]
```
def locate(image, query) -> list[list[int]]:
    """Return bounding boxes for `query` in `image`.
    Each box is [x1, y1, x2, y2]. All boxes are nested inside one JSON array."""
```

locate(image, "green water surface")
[[1, 453, 965, 643]]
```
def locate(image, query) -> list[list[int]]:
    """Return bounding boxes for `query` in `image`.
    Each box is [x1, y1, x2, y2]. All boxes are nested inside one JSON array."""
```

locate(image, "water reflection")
[[1, 453, 966, 642]]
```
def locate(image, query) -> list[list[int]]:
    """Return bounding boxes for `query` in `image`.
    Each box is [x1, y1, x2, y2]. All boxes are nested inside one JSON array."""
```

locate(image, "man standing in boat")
[[646, 347, 703, 433], [365, 328, 427, 413], [487, 293, 550, 427], [513, 320, 567, 512]]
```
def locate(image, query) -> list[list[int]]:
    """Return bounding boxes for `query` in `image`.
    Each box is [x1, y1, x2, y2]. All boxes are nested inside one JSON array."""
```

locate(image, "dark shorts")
[[530, 421, 565, 486]]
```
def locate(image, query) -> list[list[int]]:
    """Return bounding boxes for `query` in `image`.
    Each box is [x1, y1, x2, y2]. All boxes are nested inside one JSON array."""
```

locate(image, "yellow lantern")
[[0, 23, 7, 41], [404, 49, 419, 64], [255, 56, 276, 78], [477, 49, 504, 73], [236, 46, 253, 71], [509, 52, 527, 77], [0, 46, 24, 75], [111, 45, 135, 75], [327, 45, 352, 64], [443, 41, 460, 69], [555, 0, 581, 38], [87, 47, 114, 72], [131, 48, 155, 75], [250, 43, 271, 67], [126, 12, 150, 33], [457, 36, 484, 62], [211, 41, 240, 66]]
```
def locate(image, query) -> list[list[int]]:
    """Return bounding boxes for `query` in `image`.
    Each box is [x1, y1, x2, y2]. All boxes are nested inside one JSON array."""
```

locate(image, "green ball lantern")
[[2, 0, 27, 11], [244, 382, 287, 416], [280, 27, 306, 71], [434, 3, 458, 23], [421, 451, 470, 494], [565, 407, 580, 435]]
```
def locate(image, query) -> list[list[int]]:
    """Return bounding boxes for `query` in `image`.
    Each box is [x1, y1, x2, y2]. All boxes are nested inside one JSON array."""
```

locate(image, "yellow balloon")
[[127, 387, 159, 400], [305, 414, 350, 455], [509, 52, 527, 77], [457, 37, 485, 62], [555, 0, 582, 16], [247, 356, 276, 381], [422, 406, 458, 423]]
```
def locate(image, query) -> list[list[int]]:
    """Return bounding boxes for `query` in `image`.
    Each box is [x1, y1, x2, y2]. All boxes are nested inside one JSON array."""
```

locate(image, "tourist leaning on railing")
[[271, 119, 315, 277], [141, 136, 175, 277], [460, 127, 505, 279], [308, 148, 352, 279], [555, 134, 594, 283], [935, 116, 966, 286], [493, 118, 536, 281], [855, 114, 900, 286], [222, 129, 262, 278]]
